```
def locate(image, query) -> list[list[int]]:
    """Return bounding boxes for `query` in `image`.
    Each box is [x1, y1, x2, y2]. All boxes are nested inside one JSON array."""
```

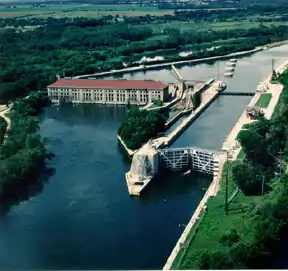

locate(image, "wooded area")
[[118, 108, 166, 150], [0, 92, 53, 211]]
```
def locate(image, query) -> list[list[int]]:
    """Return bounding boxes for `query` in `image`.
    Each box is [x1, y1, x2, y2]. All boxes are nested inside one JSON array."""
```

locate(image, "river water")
[[0, 45, 287, 269]]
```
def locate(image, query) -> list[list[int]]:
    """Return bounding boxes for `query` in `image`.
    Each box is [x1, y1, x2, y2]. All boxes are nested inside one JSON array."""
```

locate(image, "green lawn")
[[171, 208, 206, 269], [255, 93, 272, 108], [174, 162, 261, 269], [237, 148, 245, 160], [0, 4, 173, 18], [152, 20, 288, 33]]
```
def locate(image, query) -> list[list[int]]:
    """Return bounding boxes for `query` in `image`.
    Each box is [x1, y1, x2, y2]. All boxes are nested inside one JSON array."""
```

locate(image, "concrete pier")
[[125, 142, 159, 196]]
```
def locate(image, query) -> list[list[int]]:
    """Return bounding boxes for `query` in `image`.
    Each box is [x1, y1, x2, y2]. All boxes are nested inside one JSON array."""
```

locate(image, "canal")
[[0, 44, 287, 269]]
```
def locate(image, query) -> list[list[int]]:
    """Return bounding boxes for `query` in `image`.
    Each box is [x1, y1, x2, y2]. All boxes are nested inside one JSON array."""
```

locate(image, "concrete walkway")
[[0, 105, 11, 144], [223, 60, 288, 160]]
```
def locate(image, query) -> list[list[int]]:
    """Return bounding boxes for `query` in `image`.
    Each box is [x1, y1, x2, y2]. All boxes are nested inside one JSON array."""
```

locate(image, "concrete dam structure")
[[126, 142, 221, 196]]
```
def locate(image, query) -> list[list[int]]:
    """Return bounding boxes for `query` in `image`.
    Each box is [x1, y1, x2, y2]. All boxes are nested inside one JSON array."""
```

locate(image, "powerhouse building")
[[47, 78, 169, 105]]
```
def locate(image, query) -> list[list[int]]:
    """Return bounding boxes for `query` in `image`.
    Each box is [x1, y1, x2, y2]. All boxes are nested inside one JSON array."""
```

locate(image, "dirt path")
[[0, 105, 11, 144]]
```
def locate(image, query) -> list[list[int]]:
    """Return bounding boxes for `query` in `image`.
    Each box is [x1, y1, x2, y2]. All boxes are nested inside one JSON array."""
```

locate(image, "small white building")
[[47, 78, 169, 105]]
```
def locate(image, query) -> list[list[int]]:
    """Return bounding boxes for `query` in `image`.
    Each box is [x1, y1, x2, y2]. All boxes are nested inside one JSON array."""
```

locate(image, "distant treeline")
[[2, 4, 288, 27], [0, 0, 118, 6], [0, 13, 287, 104]]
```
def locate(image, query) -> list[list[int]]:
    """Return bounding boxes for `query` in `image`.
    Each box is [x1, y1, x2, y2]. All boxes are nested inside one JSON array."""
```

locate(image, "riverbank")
[[164, 59, 288, 270], [75, 48, 263, 79], [75, 40, 288, 80], [0, 92, 53, 211]]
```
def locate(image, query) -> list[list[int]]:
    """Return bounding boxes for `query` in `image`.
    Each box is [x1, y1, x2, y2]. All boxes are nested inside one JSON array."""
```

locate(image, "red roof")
[[47, 79, 168, 90]]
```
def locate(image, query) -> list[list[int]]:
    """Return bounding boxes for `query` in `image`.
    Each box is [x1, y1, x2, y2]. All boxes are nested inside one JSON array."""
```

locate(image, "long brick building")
[[47, 78, 169, 105]]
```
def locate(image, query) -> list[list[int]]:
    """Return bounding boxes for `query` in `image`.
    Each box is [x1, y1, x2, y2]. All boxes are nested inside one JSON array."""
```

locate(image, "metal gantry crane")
[[170, 65, 194, 110]]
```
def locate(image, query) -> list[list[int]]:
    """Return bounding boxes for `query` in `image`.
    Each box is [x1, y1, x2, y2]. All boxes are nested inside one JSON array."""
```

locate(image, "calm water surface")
[[0, 45, 287, 269]]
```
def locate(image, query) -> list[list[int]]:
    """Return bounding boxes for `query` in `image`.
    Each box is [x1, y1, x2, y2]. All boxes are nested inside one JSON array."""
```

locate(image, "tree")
[[232, 161, 266, 195], [118, 108, 166, 150], [196, 249, 234, 269]]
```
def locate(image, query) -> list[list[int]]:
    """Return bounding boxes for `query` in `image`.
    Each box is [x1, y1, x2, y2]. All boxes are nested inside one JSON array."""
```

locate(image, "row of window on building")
[[48, 88, 162, 103]]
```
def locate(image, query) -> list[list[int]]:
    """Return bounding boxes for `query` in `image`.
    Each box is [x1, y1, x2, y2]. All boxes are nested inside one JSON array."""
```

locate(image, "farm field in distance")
[[0, 4, 174, 18]]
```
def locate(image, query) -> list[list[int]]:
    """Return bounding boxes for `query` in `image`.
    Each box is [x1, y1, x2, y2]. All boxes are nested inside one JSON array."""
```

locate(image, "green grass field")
[[255, 93, 272, 108], [237, 148, 245, 159], [172, 162, 261, 269], [0, 4, 173, 18], [153, 20, 288, 33]]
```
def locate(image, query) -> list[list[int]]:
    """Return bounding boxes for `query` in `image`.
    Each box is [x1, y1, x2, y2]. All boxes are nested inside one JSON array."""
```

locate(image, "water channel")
[[0, 45, 287, 269]]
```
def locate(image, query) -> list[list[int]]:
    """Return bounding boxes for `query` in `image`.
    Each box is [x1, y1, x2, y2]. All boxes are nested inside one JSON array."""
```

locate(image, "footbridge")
[[221, 92, 254, 96], [125, 144, 223, 196]]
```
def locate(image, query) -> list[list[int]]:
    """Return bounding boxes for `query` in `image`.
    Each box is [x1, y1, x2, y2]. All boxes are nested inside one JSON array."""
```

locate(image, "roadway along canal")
[[0, 44, 287, 269]]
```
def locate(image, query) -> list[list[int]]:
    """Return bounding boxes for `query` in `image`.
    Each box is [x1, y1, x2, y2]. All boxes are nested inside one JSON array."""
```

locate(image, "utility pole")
[[217, 62, 220, 81], [285, 127, 288, 152], [278, 149, 284, 179], [261, 175, 265, 196], [225, 150, 229, 216]]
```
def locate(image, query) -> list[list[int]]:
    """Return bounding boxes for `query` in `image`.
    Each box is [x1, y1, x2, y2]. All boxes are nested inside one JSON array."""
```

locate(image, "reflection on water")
[[0, 167, 55, 214], [0, 45, 287, 270]]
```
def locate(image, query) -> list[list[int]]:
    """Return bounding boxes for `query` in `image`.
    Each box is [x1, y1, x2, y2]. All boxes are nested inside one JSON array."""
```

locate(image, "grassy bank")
[[0, 4, 173, 18], [255, 93, 272, 108], [172, 161, 261, 269]]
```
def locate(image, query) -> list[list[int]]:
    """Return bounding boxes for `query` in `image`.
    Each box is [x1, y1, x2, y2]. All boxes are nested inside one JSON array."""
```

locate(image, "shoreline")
[[74, 48, 262, 79], [74, 39, 288, 80], [163, 59, 288, 270], [117, 135, 137, 157]]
